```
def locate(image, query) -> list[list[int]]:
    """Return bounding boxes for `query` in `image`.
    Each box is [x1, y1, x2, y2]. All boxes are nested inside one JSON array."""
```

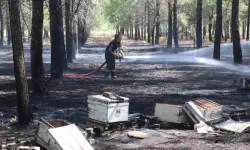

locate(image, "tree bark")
[[196, 0, 202, 48], [155, 0, 160, 44], [173, 0, 179, 47], [247, 0, 250, 40], [213, 0, 222, 60], [167, 2, 173, 48], [31, 0, 45, 93], [49, 0, 64, 78], [232, 0, 242, 63], [8, 0, 32, 124], [147, 0, 151, 43]]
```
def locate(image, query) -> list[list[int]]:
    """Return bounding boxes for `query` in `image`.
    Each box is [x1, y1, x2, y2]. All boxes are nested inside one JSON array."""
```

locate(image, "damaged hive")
[[155, 98, 250, 134]]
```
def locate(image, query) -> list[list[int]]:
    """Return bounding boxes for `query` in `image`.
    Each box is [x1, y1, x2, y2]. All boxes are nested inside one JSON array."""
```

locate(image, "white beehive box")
[[36, 120, 94, 150], [87, 95, 129, 123], [154, 103, 188, 124]]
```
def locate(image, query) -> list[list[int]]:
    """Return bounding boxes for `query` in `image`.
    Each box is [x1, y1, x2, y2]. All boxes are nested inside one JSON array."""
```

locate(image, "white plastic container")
[[87, 95, 129, 123]]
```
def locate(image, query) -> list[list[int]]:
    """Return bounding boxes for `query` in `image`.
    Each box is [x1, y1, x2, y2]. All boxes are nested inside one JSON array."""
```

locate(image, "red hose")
[[1, 62, 107, 77]]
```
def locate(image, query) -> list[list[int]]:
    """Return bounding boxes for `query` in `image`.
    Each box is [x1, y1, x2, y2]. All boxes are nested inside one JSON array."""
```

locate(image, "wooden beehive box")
[[36, 119, 93, 150]]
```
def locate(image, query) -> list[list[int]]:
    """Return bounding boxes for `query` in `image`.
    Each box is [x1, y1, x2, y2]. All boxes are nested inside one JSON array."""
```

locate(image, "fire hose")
[[21, 53, 124, 77]]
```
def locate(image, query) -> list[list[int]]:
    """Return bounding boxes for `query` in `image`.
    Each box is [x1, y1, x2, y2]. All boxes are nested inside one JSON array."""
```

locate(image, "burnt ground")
[[0, 36, 250, 149]]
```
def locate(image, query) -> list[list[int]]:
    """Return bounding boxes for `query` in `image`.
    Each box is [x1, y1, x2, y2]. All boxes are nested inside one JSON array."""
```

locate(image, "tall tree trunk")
[[131, 24, 134, 38], [173, 0, 179, 47], [242, 21, 245, 39], [126, 28, 129, 38], [72, 0, 76, 59], [185, 28, 188, 40], [22, 24, 26, 43], [8, 0, 32, 124], [213, 0, 222, 60], [6, 6, 11, 45], [147, 0, 151, 43], [59, 1, 67, 69], [65, 0, 73, 63], [224, 23, 228, 42], [44, 28, 49, 38], [155, 0, 160, 44], [167, 2, 173, 48], [196, 0, 203, 48], [203, 26, 207, 40], [232, 0, 242, 63], [141, 26, 144, 40], [152, 26, 155, 44], [31, 0, 45, 93], [247, 0, 250, 40], [49, 0, 64, 78], [135, 21, 138, 40], [0, 3, 3, 46], [144, 3, 147, 40], [138, 26, 140, 39]]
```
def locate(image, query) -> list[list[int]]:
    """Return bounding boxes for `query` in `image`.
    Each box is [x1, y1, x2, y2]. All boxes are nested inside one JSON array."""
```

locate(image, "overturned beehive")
[[36, 119, 93, 150]]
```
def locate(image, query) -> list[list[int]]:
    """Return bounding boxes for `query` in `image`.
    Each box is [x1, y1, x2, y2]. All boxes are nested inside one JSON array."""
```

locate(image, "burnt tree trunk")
[[8, 0, 32, 124], [65, 0, 73, 63], [247, 0, 250, 40], [173, 0, 179, 47], [22, 24, 26, 43], [147, 0, 151, 43], [232, 0, 242, 63], [242, 21, 245, 39], [152, 26, 155, 44], [196, 0, 202, 48], [0, 2, 3, 46], [31, 0, 45, 93], [155, 0, 160, 44], [6, 5, 11, 45], [59, 0, 67, 69], [144, 3, 147, 40], [213, 0, 222, 60], [167, 2, 172, 48], [135, 25, 138, 40], [43, 28, 49, 38], [49, 0, 64, 78]]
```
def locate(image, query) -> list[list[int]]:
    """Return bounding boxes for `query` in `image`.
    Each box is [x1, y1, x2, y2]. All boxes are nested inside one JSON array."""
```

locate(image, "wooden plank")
[[49, 124, 94, 150]]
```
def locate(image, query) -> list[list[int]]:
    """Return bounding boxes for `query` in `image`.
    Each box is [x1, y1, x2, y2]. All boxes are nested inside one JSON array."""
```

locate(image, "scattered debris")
[[194, 121, 214, 134], [36, 118, 94, 150], [127, 131, 148, 139], [222, 105, 248, 119], [215, 119, 250, 133]]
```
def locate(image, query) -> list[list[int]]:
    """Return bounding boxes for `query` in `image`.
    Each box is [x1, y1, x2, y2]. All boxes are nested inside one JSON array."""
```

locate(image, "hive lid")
[[88, 95, 129, 103]]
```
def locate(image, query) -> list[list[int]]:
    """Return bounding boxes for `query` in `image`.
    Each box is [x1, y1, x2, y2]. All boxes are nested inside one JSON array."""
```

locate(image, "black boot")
[[104, 71, 110, 78], [111, 72, 117, 79]]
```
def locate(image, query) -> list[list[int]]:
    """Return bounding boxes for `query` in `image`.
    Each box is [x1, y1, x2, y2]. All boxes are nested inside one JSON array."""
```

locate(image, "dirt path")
[[0, 36, 250, 149]]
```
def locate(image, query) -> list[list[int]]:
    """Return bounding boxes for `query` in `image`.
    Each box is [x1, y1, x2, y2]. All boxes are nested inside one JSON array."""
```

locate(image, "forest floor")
[[0, 34, 250, 149]]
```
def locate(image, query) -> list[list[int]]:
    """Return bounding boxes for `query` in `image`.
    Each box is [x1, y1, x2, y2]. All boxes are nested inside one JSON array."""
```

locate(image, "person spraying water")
[[104, 34, 124, 79]]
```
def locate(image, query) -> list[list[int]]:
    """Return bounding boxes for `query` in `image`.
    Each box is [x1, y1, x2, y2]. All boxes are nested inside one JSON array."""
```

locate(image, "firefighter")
[[104, 34, 123, 79]]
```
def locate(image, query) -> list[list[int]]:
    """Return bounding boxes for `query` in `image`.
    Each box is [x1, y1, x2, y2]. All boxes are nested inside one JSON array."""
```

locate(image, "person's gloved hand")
[[113, 53, 118, 57]]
